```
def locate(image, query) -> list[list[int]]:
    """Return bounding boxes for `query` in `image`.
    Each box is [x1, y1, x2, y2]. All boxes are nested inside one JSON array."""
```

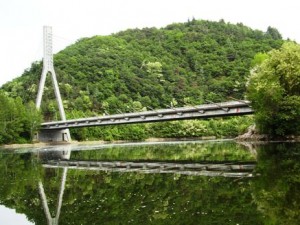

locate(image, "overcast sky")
[[1, 0, 300, 86], [0, 205, 33, 225]]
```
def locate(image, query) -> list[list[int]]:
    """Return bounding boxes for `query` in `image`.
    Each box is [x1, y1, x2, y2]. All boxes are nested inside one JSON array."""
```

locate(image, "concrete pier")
[[36, 129, 71, 142]]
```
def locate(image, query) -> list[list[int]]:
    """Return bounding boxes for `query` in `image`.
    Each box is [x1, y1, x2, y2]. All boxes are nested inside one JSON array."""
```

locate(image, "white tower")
[[36, 26, 71, 142]]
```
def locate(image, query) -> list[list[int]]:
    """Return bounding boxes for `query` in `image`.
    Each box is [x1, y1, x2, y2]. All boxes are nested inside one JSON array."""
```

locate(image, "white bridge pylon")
[[36, 26, 71, 142]]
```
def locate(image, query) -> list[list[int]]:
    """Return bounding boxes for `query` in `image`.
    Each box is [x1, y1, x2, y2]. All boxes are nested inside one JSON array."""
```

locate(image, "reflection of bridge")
[[43, 160, 256, 178], [35, 26, 254, 142], [38, 145, 256, 224]]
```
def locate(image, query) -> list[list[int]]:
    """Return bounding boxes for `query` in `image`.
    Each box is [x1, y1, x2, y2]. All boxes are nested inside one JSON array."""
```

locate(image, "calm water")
[[0, 140, 299, 225]]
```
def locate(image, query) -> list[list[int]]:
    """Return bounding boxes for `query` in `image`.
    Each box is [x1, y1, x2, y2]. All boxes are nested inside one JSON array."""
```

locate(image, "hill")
[[0, 19, 284, 142], [1, 19, 283, 118]]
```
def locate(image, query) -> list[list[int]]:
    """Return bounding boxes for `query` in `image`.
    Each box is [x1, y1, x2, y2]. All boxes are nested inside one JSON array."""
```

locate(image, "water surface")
[[0, 140, 299, 224]]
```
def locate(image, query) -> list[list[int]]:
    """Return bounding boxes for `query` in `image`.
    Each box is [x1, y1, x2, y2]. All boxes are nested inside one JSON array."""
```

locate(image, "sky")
[[1, 0, 300, 86], [0, 205, 33, 225]]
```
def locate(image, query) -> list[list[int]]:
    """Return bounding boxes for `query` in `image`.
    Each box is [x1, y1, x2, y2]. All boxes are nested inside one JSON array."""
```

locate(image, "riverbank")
[[2, 134, 299, 150], [1, 136, 221, 149], [235, 125, 300, 142]]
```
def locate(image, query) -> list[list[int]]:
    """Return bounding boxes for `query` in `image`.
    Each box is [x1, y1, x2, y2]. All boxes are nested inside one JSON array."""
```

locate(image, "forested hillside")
[[0, 19, 284, 142], [2, 19, 283, 117]]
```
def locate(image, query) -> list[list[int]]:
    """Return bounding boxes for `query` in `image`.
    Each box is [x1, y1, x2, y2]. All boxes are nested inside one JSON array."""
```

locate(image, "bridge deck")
[[41, 101, 253, 130]]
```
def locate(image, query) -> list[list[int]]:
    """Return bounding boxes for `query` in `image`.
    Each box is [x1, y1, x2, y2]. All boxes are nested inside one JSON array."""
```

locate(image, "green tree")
[[247, 42, 300, 136], [266, 26, 282, 40], [0, 92, 42, 144], [24, 101, 42, 141]]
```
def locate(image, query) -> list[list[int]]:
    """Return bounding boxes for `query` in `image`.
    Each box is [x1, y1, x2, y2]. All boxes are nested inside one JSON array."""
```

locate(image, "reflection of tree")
[[0, 142, 261, 225], [0, 152, 46, 224], [70, 141, 256, 162], [4, 142, 300, 224], [56, 169, 264, 225], [251, 143, 300, 225]]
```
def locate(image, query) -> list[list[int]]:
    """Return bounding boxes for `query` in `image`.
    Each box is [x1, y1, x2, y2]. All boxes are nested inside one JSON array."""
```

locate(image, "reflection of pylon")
[[38, 147, 71, 225], [39, 168, 68, 225], [36, 26, 71, 141]]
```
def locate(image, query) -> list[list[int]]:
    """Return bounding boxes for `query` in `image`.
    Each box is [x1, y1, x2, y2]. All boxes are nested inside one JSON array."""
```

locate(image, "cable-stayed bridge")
[[35, 26, 254, 142]]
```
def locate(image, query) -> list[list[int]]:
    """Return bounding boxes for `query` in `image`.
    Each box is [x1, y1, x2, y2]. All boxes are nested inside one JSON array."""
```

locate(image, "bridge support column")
[[36, 129, 71, 143], [35, 26, 71, 143]]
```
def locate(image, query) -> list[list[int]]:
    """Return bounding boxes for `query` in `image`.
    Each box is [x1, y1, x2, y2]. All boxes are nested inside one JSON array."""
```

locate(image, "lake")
[[0, 140, 299, 225]]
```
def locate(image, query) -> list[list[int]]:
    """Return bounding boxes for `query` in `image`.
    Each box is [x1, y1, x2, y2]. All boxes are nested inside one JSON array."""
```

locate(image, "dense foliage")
[[0, 91, 42, 144], [247, 42, 300, 136], [70, 116, 253, 141], [1, 19, 284, 141]]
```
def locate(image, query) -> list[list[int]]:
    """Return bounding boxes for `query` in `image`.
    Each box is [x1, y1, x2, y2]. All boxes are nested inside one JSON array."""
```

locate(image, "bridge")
[[41, 100, 253, 130], [35, 26, 253, 142], [38, 100, 253, 142]]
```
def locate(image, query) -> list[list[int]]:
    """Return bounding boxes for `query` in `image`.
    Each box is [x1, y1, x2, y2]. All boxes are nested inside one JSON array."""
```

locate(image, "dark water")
[[0, 140, 299, 225]]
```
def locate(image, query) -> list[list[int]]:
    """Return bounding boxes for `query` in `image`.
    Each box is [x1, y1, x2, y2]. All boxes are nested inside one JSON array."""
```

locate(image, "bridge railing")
[[41, 101, 253, 130]]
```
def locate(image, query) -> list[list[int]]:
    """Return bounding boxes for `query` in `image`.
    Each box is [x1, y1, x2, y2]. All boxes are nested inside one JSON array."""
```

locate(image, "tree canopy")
[[0, 91, 42, 144], [247, 42, 300, 136]]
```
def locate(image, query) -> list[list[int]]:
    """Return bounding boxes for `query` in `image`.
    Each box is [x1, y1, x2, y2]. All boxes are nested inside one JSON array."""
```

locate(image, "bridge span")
[[41, 100, 253, 130]]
